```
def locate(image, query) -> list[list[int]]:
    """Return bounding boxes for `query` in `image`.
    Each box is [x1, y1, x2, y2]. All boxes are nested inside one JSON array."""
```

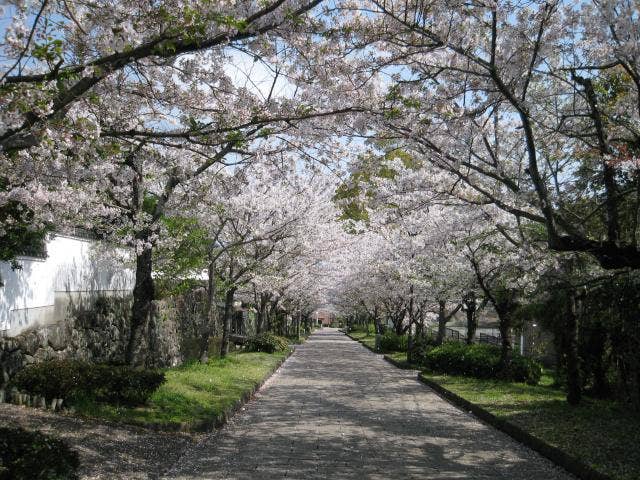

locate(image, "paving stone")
[[164, 328, 576, 480]]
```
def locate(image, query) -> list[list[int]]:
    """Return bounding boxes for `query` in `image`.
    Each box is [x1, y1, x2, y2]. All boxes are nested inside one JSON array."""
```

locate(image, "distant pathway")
[[165, 328, 574, 480]]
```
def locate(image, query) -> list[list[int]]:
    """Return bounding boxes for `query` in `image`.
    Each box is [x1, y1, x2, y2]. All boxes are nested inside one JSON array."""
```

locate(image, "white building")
[[0, 232, 134, 336]]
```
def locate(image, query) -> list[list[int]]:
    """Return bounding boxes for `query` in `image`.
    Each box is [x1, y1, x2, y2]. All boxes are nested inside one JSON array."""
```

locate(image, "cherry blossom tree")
[[334, 0, 640, 269]]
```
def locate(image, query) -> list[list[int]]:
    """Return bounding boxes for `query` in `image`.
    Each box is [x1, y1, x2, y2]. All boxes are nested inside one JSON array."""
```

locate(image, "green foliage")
[[409, 333, 438, 359], [245, 332, 290, 353], [72, 352, 287, 429], [379, 331, 409, 352], [11, 360, 165, 406], [31, 39, 64, 63], [155, 215, 210, 297], [0, 179, 51, 266], [334, 149, 419, 224], [424, 343, 541, 384], [348, 323, 376, 334], [91, 365, 166, 405], [0, 427, 80, 480], [348, 330, 377, 351]]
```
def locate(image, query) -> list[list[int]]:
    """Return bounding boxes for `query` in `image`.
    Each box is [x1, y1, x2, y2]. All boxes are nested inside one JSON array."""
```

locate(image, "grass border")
[[171, 349, 293, 432], [346, 330, 612, 480], [340, 330, 382, 355], [344, 331, 419, 370], [344, 331, 377, 353], [382, 354, 420, 370], [76, 349, 294, 433], [417, 373, 612, 480]]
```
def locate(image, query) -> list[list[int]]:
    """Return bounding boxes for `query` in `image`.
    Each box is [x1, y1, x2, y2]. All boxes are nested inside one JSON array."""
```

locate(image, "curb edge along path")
[[164, 328, 575, 480]]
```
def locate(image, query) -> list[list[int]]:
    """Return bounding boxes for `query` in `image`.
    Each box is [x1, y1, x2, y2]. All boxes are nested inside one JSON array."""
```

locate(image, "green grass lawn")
[[73, 351, 288, 430], [422, 372, 640, 480], [347, 330, 377, 351], [386, 351, 419, 367]]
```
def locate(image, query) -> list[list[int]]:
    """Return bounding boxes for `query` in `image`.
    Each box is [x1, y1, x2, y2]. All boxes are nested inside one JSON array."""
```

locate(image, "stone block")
[[47, 326, 68, 351], [4, 351, 25, 376], [19, 331, 44, 356], [9, 387, 18, 404]]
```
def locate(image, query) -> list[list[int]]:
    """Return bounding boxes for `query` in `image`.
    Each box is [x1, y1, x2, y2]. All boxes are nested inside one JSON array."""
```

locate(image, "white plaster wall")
[[0, 235, 134, 333]]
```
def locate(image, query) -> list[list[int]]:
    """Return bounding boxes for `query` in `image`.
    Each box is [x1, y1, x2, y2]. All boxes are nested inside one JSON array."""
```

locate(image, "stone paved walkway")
[[165, 328, 574, 480]]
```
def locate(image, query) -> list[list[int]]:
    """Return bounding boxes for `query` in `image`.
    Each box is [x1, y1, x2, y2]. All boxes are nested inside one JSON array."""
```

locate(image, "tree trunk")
[[269, 298, 279, 334], [220, 287, 237, 358], [565, 292, 582, 405], [394, 320, 404, 335], [373, 305, 382, 334], [199, 260, 217, 364], [436, 300, 447, 345], [464, 292, 477, 345], [125, 243, 154, 366], [406, 293, 415, 362], [257, 293, 269, 334], [496, 305, 513, 368]]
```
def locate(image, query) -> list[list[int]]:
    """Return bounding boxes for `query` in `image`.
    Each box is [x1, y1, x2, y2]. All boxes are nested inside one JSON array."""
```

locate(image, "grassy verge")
[[422, 372, 640, 480], [73, 351, 289, 430], [347, 330, 377, 351], [383, 351, 421, 369], [346, 332, 415, 368]]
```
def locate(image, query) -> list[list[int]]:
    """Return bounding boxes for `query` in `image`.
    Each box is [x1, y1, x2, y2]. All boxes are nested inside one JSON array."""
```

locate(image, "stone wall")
[[0, 295, 189, 388]]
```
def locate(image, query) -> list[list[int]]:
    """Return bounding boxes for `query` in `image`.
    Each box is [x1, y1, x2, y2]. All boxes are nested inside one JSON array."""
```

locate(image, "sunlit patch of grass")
[[73, 351, 288, 429], [348, 331, 377, 351], [386, 351, 407, 363], [423, 372, 640, 480]]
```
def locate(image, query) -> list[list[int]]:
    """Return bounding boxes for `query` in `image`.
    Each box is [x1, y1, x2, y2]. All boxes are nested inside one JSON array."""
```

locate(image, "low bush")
[[423, 343, 541, 384], [408, 333, 438, 362], [379, 331, 409, 352], [89, 365, 166, 405], [11, 359, 165, 406], [0, 427, 80, 480], [245, 332, 290, 353], [505, 354, 543, 384]]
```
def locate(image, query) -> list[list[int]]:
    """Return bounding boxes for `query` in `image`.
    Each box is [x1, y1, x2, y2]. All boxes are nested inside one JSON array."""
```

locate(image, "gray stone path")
[[165, 328, 574, 480]]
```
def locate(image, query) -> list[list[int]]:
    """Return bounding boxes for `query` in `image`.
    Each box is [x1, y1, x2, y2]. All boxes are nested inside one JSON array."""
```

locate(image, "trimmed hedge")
[[11, 359, 165, 406], [0, 427, 80, 480], [423, 343, 542, 384], [379, 331, 409, 352], [245, 333, 290, 353]]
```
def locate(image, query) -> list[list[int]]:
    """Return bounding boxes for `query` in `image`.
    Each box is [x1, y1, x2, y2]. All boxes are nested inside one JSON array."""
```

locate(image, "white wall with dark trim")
[[0, 234, 134, 335]]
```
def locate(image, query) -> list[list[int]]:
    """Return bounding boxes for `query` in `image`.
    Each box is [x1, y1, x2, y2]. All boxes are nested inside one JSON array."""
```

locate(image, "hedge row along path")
[[165, 328, 574, 480]]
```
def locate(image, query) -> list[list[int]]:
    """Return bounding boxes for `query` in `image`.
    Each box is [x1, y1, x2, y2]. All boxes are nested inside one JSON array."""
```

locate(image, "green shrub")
[[0, 427, 80, 480], [245, 333, 290, 353], [347, 325, 366, 333], [505, 354, 542, 384], [423, 343, 541, 384], [10, 360, 85, 401], [348, 324, 377, 334], [408, 333, 438, 362], [88, 364, 166, 405], [379, 331, 409, 352], [11, 360, 165, 406]]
